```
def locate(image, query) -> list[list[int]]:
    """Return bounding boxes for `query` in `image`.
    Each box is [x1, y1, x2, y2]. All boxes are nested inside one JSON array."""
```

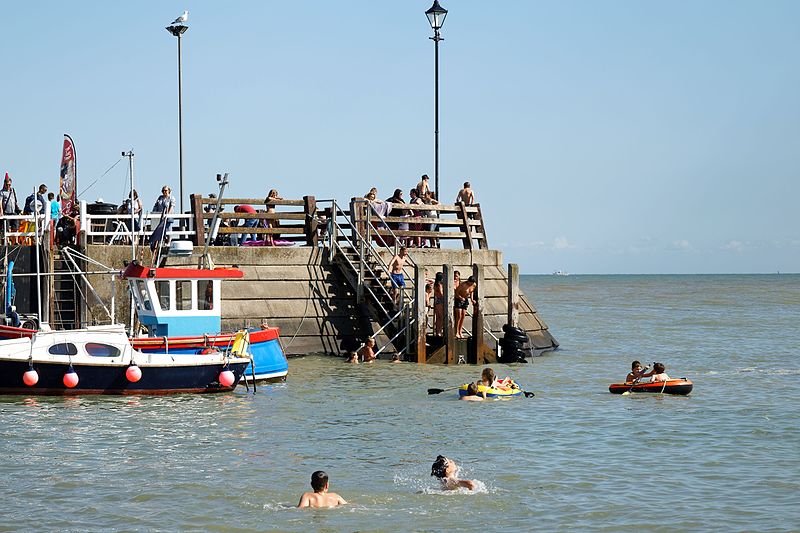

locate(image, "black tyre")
[[503, 332, 529, 344], [502, 324, 526, 336], [499, 338, 522, 351]]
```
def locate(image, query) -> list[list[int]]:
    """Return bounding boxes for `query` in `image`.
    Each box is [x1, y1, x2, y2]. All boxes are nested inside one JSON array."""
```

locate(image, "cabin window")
[[199, 280, 213, 310], [49, 343, 78, 356], [155, 280, 171, 311], [176, 280, 193, 311], [137, 280, 152, 311], [85, 343, 122, 357]]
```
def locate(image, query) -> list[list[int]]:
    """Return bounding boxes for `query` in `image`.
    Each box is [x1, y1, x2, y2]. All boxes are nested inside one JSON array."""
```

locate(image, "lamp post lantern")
[[425, 0, 447, 201], [166, 21, 188, 213]]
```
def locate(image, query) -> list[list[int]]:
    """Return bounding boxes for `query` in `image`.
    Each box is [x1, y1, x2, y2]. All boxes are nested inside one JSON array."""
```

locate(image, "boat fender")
[[126, 364, 142, 383], [63, 365, 79, 388], [201, 347, 219, 355], [23, 366, 39, 386], [219, 369, 235, 387]]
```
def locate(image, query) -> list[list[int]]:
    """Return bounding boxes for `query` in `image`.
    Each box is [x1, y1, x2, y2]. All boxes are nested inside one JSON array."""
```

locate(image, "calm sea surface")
[[1, 274, 799, 532]]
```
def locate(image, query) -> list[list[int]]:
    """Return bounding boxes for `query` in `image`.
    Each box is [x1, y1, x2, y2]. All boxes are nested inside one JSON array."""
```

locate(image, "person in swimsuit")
[[460, 382, 484, 402], [456, 181, 475, 206], [345, 351, 359, 364], [626, 360, 649, 383], [358, 337, 377, 362], [430, 455, 477, 490], [648, 362, 670, 382], [297, 471, 348, 508], [453, 276, 476, 338], [433, 272, 444, 336], [388, 247, 408, 307]]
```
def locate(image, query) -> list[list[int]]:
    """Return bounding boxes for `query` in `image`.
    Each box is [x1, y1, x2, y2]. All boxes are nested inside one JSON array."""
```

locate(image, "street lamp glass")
[[425, 0, 447, 30]]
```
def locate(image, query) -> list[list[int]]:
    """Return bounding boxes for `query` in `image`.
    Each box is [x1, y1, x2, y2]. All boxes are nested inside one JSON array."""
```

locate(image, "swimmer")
[[460, 382, 484, 402], [358, 338, 377, 363], [391, 353, 401, 364], [297, 470, 348, 508], [430, 455, 477, 490], [345, 351, 359, 364]]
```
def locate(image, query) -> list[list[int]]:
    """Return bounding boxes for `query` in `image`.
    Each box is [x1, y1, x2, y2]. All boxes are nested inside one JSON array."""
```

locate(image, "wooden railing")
[[41, 194, 488, 250]]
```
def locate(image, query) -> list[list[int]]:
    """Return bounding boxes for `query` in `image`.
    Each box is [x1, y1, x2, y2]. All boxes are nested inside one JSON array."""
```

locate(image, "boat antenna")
[[199, 173, 229, 270]]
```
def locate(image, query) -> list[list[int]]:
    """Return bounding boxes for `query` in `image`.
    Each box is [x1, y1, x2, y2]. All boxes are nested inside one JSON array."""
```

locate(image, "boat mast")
[[123, 150, 136, 335]]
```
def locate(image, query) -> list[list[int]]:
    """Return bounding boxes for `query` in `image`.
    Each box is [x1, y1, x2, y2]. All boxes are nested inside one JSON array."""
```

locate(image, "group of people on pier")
[[364, 176, 475, 249]]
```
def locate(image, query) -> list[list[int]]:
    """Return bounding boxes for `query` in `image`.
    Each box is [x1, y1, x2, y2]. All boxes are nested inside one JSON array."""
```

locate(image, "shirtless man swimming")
[[297, 471, 348, 508], [388, 247, 408, 307], [453, 276, 476, 338]]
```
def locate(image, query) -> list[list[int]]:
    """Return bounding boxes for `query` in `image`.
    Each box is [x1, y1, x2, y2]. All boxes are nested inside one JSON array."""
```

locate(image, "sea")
[[1, 274, 798, 532]]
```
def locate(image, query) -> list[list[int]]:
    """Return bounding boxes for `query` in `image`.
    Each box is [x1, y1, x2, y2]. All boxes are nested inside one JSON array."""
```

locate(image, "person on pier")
[[388, 247, 408, 307], [456, 181, 475, 206], [453, 276, 476, 339], [149, 185, 175, 251], [264, 189, 282, 245], [297, 471, 348, 508]]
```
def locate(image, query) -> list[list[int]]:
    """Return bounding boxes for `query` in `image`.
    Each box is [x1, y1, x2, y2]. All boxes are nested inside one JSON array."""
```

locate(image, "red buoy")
[[23, 369, 39, 386], [126, 365, 142, 383], [218, 370, 235, 387], [63, 368, 79, 388]]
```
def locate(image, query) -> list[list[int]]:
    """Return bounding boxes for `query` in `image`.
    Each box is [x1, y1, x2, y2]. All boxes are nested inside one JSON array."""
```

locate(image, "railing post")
[[303, 195, 318, 247], [475, 203, 489, 250], [443, 263, 455, 365], [458, 201, 474, 250], [329, 199, 338, 261], [470, 263, 485, 365], [190, 194, 204, 246], [508, 263, 519, 328], [79, 200, 88, 249], [414, 265, 427, 363]]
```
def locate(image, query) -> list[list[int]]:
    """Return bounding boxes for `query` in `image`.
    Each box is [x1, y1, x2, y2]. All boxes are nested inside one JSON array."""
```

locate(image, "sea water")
[[1, 274, 798, 532]]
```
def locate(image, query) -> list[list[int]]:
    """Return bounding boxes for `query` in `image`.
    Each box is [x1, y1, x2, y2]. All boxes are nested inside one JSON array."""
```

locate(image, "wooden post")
[[470, 263, 485, 365], [508, 263, 519, 328], [458, 201, 474, 250], [475, 204, 488, 250], [415, 265, 427, 363], [190, 194, 205, 246], [303, 195, 318, 247], [443, 264, 455, 365]]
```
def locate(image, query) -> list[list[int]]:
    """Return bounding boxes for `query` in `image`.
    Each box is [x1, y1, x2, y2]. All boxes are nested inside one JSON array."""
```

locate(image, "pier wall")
[[84, 245, 557, 356]]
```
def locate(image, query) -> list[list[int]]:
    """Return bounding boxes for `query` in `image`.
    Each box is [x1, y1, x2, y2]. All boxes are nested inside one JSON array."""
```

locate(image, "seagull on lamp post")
[[171, 10, 188, 25]]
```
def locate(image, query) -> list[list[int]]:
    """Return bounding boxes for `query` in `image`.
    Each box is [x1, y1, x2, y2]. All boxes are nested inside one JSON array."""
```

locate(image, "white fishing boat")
[[0, 324, 251, 395]]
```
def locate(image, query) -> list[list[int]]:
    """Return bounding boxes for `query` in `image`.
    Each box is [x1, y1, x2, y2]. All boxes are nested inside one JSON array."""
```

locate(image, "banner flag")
[[59, 134, 77, 215]]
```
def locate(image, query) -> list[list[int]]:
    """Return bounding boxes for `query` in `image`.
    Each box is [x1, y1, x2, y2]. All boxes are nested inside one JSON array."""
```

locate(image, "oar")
[[622, 365, 651, 395], [428, 385, 463, 395]]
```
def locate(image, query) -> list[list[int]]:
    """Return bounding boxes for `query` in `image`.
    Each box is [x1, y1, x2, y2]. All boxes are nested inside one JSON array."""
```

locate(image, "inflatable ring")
[[458, 383, 523, 399]]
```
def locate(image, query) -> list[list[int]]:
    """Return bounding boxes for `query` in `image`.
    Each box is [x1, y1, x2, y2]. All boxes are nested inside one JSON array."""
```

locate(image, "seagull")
[[171, 10, 188, 24]]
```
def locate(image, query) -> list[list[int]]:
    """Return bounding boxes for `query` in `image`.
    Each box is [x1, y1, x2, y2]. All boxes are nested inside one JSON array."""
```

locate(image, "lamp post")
[[166, 22, 188, 213], [425, 0, 447, 201]]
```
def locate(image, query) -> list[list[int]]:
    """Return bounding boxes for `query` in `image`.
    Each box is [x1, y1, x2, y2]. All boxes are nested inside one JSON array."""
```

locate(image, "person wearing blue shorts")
[[388, 247, 408, 307]]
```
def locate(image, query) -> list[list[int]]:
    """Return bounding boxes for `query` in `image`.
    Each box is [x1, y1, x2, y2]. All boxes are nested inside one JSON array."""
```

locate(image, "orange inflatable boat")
[[609, 378, 693, 395]]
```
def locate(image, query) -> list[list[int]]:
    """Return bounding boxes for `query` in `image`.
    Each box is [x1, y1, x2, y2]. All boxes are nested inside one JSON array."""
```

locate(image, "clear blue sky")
[[1, 1, 798, 274]]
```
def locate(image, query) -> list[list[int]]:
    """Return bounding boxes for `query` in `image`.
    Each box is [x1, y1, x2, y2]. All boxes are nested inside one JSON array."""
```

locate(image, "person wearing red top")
[[233, 204, 257, 244]]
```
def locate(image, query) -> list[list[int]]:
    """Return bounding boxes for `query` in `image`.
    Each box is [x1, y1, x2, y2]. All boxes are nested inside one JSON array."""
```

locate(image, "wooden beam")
[[475, 203, 489, 250], [190, 194, 205, 246], [458, 201, 474, 250], [303, 196, 318, 247], [443, 264, 455, 365], [414, 265, 427, 363], [508, 263, 519, 328], [470, 263, 485, 365]]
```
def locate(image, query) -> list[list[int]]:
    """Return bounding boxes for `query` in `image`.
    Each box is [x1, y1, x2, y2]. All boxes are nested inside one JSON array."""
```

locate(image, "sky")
[[1, 1, 798, 274]]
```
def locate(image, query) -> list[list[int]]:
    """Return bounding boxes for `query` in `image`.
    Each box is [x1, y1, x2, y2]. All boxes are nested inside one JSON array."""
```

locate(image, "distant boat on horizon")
[[553, 270, 569, 276]]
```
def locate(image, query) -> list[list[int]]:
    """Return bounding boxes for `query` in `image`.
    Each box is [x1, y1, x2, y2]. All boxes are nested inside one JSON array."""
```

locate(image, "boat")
[[553, 270, 569, 276], [121, 261, 288, 383], [609, 378, 693, 395], [0, 261, 288, 384], [458, 383, 524, 399], [0, 324, 250, 395]]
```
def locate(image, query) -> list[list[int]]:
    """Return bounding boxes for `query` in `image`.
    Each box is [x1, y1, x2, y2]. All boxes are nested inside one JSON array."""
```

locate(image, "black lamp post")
[[425, 0, 447, 201], [166, 21, 189, 213]]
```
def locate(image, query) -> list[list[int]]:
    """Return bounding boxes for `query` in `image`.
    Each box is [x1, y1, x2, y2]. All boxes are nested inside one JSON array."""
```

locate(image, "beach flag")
[[59, 134, 77, 215]]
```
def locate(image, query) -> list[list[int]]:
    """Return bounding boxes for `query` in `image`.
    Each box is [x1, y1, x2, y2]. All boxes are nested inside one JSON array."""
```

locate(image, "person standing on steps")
[[388, 247, 408, 307]]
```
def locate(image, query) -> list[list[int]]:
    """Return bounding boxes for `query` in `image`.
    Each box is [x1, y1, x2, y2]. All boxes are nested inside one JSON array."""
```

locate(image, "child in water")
[[460, 382, 484, 402], [430, 455, 477, 490]]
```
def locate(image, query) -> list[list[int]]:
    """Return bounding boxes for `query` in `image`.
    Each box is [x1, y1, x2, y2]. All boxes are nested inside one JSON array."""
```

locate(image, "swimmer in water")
[[460, 382, 484, 401], [430, 455, 477, 490], [297, 470, 348, 508]]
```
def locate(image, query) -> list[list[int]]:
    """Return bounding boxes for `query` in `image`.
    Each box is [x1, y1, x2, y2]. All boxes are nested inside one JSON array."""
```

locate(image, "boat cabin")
[[121, 262, 243, 337]]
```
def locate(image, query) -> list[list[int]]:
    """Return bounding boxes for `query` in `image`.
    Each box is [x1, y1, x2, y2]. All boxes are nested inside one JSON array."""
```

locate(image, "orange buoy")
[[218, 369, 235, 387], [126, 365, 142, 383], [23, 369, 39, 386], [63, 366, 79, 388]]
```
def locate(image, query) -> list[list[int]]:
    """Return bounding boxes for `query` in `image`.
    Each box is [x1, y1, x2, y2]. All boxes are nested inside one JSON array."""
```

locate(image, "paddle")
[[427, 385, 535, 397], [622, 364, 651, 395]]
